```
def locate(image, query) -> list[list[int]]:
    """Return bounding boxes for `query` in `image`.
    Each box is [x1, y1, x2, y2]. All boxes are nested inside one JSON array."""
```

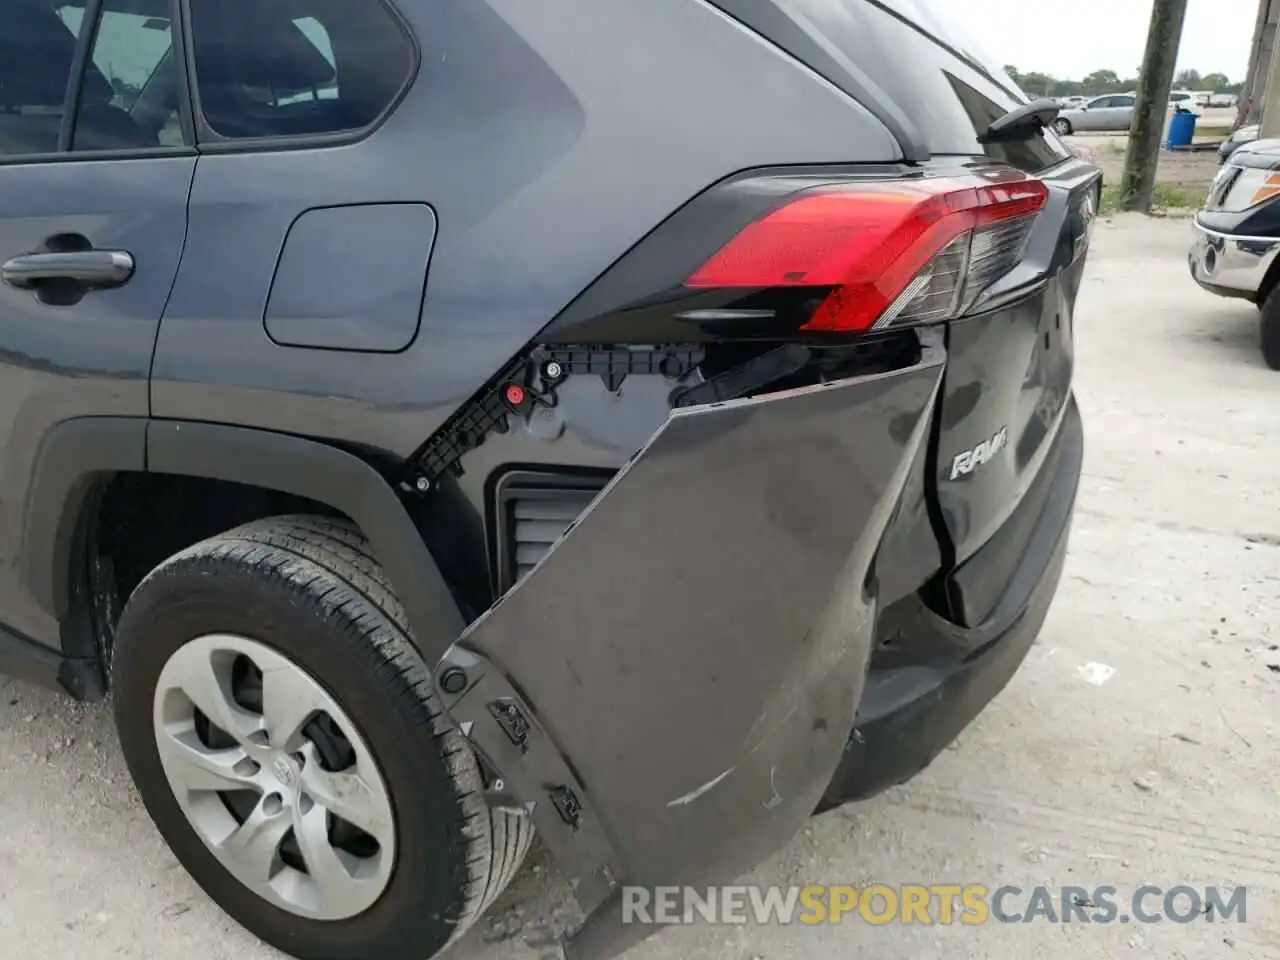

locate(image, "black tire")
[[112, 515, 531, 960], [1053, 117, 1072, 136], [1262, 287, 1280, 370]]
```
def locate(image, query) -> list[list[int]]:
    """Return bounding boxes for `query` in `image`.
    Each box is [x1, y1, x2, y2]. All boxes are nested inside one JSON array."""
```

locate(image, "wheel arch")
[[20, 418, 146, 676], [1255, 251, 1280, 306], [23, 418, 464, 673]]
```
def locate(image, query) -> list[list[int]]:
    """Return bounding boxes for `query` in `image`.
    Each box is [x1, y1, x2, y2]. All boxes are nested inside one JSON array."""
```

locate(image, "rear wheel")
[[1260, 286, 1280, 370], [112, 515, 531, 959], [1052, 117, 1072, 136]]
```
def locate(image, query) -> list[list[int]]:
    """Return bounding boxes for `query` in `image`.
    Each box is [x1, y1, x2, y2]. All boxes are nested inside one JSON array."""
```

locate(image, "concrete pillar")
[[1261, 5, 1280, 137], [1239, 0, 1272, 126]]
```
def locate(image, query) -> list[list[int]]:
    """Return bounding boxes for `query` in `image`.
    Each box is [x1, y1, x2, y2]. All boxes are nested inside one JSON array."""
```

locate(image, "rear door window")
[[188, 0, 415, 141], [1, 0, 187, 158], [70, 0, 187, 151], [1, 0, 85, 157]]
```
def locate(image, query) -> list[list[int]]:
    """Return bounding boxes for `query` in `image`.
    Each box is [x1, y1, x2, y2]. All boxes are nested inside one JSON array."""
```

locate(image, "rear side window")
[[188, 0, 414, 141]]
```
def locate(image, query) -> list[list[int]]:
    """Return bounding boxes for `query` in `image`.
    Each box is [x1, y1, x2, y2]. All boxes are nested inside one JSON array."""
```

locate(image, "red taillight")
[[685, 172, 1048, 332]]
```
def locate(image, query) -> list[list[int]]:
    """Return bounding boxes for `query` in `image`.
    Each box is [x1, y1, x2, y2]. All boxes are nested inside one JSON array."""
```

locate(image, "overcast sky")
[[940, 0, 1258, 81]]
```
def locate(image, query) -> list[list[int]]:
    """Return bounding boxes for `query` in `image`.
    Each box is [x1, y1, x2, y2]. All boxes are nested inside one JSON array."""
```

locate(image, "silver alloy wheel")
[[152, 634, 396, 921]]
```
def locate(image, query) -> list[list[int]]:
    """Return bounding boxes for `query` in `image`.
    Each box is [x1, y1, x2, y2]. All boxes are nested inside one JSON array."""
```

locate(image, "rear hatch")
[[707, 0, 1100, 625]]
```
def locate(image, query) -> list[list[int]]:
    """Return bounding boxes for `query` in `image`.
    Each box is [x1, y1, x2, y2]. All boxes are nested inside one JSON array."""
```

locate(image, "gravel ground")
[[1, 214, 1277, 959], [1066, 104, 1239, 196], [1067, 135, 1224, 196]]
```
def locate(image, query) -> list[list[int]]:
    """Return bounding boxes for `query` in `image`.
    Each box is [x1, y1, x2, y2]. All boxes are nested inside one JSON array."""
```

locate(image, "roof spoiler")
[[979, 98, 1061, 144]]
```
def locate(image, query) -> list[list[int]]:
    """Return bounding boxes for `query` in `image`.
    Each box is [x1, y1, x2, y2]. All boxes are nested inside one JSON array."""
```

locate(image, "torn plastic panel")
[[435, 339, 945, 960]]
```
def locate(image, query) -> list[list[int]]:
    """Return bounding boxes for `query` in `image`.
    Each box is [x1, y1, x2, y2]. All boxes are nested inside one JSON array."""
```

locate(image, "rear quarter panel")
[[151, 0, 900, 459]]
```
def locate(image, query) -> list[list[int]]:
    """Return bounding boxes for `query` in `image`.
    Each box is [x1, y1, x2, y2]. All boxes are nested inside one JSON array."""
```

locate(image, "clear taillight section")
[[873, 216, 1035, 330], [959, 217, 1038, 307], [685, 168, 1047, 333], [877, 233, 970, 329]]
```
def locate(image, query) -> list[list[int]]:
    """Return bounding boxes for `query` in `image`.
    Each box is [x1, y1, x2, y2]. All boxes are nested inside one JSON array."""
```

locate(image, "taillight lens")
[[685, 170, 1047, 332]]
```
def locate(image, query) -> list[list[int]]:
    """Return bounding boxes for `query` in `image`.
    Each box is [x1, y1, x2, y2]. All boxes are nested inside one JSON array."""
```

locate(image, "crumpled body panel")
[[436, 343, 944, 959]]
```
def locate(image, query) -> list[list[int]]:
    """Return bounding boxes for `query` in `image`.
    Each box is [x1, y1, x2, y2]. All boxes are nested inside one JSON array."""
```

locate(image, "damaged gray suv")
[[0, 0, 1097, 957]]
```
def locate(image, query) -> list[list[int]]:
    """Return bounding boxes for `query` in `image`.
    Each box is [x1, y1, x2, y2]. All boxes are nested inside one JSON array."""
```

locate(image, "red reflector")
[[505, 384, 526, 406], [685, 173, 1048, 332]]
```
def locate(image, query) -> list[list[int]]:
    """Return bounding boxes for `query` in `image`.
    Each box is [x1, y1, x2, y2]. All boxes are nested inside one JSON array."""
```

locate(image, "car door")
[[1080, 95, 1112, 131], [1109, 94, 1136, 131], [0, 0, 194, 654]]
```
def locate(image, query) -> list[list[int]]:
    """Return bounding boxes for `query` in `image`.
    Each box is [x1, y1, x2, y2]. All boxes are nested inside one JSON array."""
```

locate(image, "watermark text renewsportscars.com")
[[620, 884, 1248, 926]]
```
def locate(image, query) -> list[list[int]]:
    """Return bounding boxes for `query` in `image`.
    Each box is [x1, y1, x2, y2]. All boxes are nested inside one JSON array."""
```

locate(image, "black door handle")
[[2, 249, 135, 290]]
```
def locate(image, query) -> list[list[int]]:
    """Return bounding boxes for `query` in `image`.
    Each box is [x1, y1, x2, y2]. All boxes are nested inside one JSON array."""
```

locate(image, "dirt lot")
[[1075, 134, 1224, 192], [1065, 107, 1241, 204], [1073, 133, 1222, 192], [1, 215, 1277, 959]]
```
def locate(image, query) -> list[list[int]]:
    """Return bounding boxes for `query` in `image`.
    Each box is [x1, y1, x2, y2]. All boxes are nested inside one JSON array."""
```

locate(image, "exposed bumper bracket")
[[436, 645, 624, 915]]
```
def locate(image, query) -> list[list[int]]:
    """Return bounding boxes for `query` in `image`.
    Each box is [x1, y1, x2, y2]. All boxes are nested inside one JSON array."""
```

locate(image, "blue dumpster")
[[1167, 111, 1196, 148]]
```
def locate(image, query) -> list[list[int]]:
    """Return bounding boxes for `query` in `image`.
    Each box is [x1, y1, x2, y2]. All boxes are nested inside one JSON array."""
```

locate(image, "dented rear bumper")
[[821, 394, 1082, 806], [434, 341, 944, 958]]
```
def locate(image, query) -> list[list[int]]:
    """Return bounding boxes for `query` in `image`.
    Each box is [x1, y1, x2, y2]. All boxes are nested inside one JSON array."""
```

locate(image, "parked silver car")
[[1053, 93, 1136, 134]]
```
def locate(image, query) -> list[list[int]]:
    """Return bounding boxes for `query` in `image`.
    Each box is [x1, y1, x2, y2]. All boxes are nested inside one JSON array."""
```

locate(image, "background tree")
[[1019, 71, 1057, 96], [1083, 69, 1121, 92], [1001, 65, 1236, 100]]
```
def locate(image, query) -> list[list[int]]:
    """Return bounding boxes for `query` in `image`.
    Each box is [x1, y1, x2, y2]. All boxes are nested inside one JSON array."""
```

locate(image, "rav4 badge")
[[949, 426, 1009, 480]]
